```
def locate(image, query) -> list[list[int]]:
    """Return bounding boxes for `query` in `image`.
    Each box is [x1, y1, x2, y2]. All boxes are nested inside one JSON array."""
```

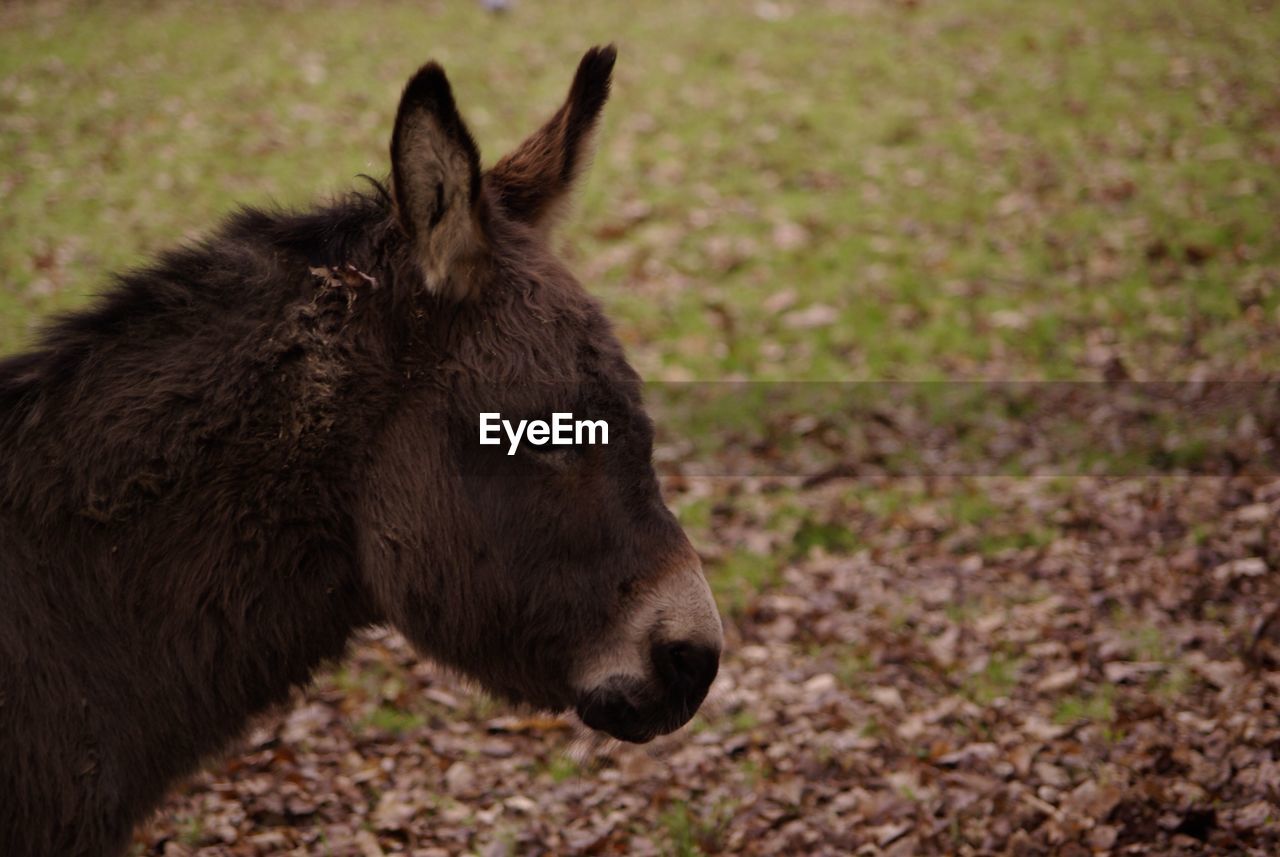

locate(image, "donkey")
[[0, 46, 722, 856]]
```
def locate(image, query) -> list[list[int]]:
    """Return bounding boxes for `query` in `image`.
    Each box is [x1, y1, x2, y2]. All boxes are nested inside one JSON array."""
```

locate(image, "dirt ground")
[[137, 475, 1280, 855]]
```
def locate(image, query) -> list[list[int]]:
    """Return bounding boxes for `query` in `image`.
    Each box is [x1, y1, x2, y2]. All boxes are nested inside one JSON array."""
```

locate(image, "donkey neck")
[[0, 197, 407, 851]]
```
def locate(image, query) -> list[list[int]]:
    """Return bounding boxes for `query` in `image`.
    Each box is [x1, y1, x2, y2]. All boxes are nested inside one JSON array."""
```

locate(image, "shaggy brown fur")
[[0, 46, 698, 856]]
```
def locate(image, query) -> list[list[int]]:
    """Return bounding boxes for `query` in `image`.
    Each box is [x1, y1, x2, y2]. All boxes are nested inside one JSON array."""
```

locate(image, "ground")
[[2, 0, 1278, 854]]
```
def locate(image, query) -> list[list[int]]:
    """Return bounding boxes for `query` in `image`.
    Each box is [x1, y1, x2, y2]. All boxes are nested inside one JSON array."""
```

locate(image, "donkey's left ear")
[[391, 62, 487, 298], [485, 45, 617, 232]]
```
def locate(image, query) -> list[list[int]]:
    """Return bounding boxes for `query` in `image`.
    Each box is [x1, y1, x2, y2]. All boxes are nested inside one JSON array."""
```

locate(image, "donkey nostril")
[[652, 639, 719, 695]]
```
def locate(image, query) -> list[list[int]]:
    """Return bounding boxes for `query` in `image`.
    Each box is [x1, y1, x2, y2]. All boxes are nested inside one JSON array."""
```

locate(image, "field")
[[2, 0, 1279, 854]]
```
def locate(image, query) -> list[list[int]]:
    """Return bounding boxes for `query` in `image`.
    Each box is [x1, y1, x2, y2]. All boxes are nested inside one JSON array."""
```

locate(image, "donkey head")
[[356, 47, 722, 743]]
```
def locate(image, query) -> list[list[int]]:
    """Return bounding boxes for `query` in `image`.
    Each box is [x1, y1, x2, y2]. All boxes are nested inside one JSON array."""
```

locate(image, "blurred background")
[[2, 1, 1278, 854]]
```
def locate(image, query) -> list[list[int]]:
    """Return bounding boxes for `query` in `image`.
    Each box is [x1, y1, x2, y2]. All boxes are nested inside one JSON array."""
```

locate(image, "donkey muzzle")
[[574, 560, 723, 742], [576, 636, 720, 743]]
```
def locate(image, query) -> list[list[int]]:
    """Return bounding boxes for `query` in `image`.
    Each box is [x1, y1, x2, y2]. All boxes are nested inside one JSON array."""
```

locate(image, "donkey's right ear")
[[390, 63, 487, 299], [485, 45, 616, 233]]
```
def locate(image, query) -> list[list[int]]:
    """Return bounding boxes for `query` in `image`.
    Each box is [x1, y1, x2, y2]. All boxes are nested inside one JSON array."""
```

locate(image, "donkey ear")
[[486, 45, 617, 232], [391, 62, 486, 298]]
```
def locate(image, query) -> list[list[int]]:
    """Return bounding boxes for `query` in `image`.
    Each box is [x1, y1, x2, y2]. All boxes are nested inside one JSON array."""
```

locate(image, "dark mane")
[[0, 174, 614, 435], [0, 183, 413, 538], [0, 183, 396, 431]]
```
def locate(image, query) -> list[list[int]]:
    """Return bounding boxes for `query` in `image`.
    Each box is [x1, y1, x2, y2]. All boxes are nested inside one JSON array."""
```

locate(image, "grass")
[[660, 803, 704, 857], [1053, 686, 1116, 726], [659, 800, 733, 857], [834, 648, 877, 688], [541, 754, 580, 784], [2, 0, 1278, 381], [976, 525, 1059, 557], [792, 516, 862, 557], [963, 652, 1024, 704], [706, 549, 781, 616], [175, 816, 206, 848], [360, 704, 426, 736]]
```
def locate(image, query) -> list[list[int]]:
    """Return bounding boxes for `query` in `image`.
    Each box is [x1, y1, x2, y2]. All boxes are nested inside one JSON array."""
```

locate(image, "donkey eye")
[[513, 411, 592, 467], [525, 442, 576, 454]]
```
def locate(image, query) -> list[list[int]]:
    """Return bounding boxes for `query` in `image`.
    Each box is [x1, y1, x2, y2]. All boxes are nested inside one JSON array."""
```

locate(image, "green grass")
[[964, 652, 1023, 704], [706, 548, 781, 616], [792, 517, 862, 557], [660, 803, 704, 857], [174, 815, 206, 848], [360, 704, 426, 736], [1053, 686, 1116, 726], [729, 708, 760, 732], [659, 801, 733, 857], [541, 754, 580, 784], [834, 648, 877, 687], [2, 0, 1278, 380], [976, 525, 1059, 556]]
